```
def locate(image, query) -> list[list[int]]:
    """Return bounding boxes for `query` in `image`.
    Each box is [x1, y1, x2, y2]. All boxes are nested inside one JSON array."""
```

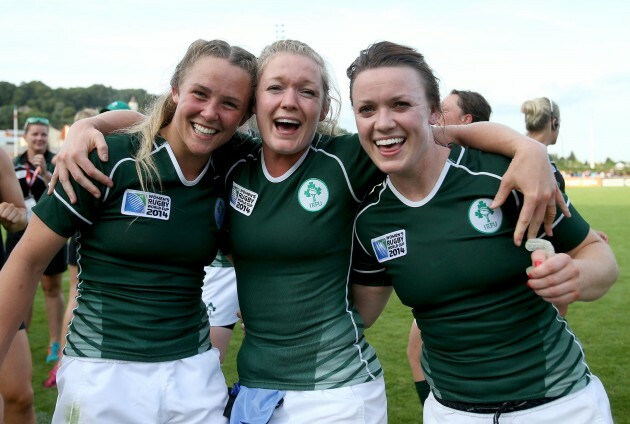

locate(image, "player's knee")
[[3, 384, 34, 412]]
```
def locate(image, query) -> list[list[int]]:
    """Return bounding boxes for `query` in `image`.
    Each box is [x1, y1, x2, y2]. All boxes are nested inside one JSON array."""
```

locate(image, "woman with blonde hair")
[[0, 39, 257, 423], [521, 97, 563, 189], [522, 97, 609, 244]]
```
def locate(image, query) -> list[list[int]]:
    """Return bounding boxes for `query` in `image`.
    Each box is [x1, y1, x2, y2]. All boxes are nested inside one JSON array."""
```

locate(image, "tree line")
[[0, 80, 155, 129], [1, 80, 626, 175]]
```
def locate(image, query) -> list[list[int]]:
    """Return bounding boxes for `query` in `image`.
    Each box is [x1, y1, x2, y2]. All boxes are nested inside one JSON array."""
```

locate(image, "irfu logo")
[[298, 178, 329, 212], [468, 198, 502, 234], [304, 181, 322, 202], [474, 200, 494, 223]]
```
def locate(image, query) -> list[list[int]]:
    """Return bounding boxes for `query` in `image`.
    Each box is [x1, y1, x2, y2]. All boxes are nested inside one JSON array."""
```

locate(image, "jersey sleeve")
[[350, 226, 392, 287], [32, 137, 121, 237], [540, 193, 590, 253]]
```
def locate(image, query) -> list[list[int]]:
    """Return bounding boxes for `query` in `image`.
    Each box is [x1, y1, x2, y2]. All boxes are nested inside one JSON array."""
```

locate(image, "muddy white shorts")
[[53, 348, 228, 424], [423, 375, 612, 424], [266, 376, 387, 424]]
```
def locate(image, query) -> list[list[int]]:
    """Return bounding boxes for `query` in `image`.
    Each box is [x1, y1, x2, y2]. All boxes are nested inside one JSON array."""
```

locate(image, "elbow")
[[583, 260, 619, 302], [362, 314, 378, 329]]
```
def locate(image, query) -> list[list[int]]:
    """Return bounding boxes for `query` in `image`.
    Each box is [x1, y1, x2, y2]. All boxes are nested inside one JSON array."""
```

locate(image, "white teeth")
[[375, 138, 404, 146], [193, 123, 217, 135], [275, 118, 300, 125]]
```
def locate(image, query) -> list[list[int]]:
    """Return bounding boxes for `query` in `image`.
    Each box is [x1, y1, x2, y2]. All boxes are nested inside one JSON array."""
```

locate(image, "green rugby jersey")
[[222, 133, 384, 390], [352, 145, 591, 403], [33, 133, 225, 362]]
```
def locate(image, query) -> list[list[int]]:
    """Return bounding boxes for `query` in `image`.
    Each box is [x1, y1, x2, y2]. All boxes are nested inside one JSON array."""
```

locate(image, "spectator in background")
[[0, 148, 33, 424], [100, 100, 131, 113], [408, 88, 493, 406], [44, 108, 99, 388], [521, 97, 564, 191], [5, 117, 66, 365], [521, 97, 609, 244], [438, 89, 492, 126]]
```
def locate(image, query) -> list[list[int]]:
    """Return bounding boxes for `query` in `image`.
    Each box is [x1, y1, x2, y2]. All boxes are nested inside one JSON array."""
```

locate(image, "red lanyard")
[[25, 164, 40, 189]]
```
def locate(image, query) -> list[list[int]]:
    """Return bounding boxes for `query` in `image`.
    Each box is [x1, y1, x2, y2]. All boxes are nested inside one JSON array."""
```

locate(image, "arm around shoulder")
[[52, 110, 146, 202], [436, 122, 568, 245]]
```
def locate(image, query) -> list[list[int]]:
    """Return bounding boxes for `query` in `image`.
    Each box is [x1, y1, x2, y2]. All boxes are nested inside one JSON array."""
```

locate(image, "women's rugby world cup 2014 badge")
[[371, 230, 407, 263], [297, 178, 329, 212], [121, 189, 171, 220], [230, 182, 258, 216], [468, 198, 502, 234]]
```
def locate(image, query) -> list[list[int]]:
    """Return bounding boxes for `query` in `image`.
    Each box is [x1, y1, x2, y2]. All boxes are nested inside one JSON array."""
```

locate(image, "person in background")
[[0, 38, 257, 423], [0, 148, 33, 424], [43, 108, 99, 389], [438, 89, 492, 126], [349, 40, 618, 424], [408, 88, 493, 406], [521, 97, 609, 244], [5, 117, 66, 365], [100, 100, 131, 113]]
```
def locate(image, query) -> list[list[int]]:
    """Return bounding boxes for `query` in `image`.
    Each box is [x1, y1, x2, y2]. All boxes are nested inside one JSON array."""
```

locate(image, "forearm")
[[0, 253, 45, 363], [443, 122, 544, 158], [573, 240, 619, 301], [75, 110, 145, 135]]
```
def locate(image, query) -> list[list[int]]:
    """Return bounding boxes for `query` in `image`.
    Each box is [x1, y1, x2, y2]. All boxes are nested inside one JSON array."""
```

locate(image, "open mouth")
[[192, 123, 218, 136], [375, 137, 405, 152], [274, 118, 301, 133]]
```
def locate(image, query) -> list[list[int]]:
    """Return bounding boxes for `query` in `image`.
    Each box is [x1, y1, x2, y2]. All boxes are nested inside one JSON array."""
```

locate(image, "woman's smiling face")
[[352, 65, 439, 178], [254, 53, 329, 163]]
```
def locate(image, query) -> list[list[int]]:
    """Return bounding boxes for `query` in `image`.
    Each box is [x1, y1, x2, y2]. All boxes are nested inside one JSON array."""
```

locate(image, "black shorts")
[[6, 230, 67, 276]]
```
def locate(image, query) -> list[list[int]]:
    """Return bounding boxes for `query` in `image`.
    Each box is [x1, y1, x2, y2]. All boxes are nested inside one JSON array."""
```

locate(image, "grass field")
[[22, 186, 629, 423]]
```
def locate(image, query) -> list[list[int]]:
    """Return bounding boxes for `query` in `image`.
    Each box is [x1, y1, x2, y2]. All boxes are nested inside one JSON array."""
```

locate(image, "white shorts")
[[423, 375, 612, 424], [268, 377, 387, 424], [202, 266, 239, 327], [53, 349, 228, 424]]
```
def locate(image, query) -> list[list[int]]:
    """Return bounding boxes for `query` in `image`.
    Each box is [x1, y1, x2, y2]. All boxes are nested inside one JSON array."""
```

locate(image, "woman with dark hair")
[[349, 41, 617, 424]]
